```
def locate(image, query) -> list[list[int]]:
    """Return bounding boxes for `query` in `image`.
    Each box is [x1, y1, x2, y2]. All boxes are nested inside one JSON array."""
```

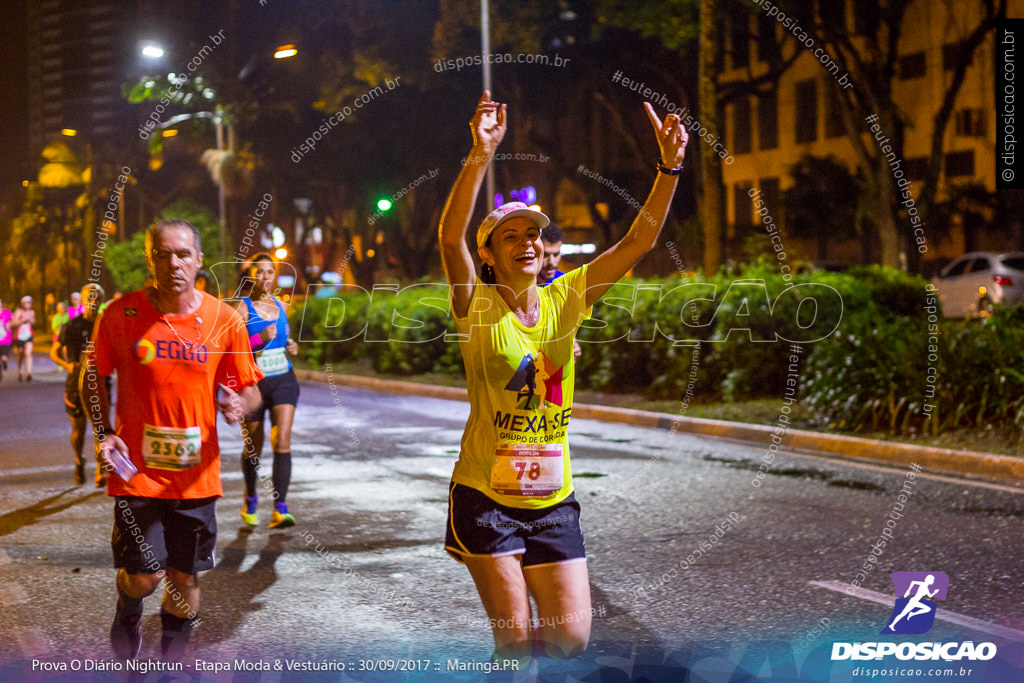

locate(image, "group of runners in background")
[[0, 293, 41, 382], [4, 92, 686, 667]]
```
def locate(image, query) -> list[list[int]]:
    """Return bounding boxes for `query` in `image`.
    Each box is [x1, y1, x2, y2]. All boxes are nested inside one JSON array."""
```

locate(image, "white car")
[[930, 252, 1024, 318]]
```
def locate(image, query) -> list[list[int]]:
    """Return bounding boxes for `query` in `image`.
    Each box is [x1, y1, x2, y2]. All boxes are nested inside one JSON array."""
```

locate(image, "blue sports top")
[[243, 296, 291, 376]]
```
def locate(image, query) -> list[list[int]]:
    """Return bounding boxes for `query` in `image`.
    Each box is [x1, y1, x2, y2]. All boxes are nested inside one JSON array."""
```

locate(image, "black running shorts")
[[111, 496, 218, 575], [244, 368, 300, 422], [445, 483, 586, 567]]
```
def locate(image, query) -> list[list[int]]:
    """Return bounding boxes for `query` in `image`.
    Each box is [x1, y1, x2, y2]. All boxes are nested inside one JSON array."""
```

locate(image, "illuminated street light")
[[141, 43, 165, 59], [274, 44, 298, 59], [275, 247, 288, 259], [61, 129, 78, 137]]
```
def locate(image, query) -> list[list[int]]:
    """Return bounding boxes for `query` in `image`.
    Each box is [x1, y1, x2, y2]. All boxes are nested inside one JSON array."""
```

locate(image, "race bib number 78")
[[490, 443, 563, 497]]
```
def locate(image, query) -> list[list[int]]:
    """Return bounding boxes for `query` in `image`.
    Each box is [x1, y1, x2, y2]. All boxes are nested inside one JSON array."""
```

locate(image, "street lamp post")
[[481, 0, 495, 210]]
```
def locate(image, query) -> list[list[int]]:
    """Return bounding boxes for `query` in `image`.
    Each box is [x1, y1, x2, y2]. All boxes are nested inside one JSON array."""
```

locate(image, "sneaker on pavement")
[[269, 502, 295, 529], [110, 597, 142, 660], [241, 495, 258, 526]]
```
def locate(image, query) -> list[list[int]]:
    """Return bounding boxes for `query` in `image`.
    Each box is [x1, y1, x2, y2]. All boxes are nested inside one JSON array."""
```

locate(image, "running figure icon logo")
[[881, 571, 949, 635]]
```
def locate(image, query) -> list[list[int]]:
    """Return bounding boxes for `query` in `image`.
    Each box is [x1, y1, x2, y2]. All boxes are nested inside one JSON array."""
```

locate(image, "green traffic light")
[[377, 198, 392, 212]]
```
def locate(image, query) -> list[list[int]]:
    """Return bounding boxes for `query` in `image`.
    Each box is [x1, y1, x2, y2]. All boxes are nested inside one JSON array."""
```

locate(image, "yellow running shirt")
[[451, 265, 592, 509]]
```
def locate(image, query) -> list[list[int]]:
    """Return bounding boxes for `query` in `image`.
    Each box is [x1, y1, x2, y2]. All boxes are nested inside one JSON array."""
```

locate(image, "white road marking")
[[0, 464, 74, 476], [0, 581, 29, 606], [809, 580, 1024, 642], [0, 550, 52, 657], [15, 628, 51, 658], [373, 426, 441, 434]]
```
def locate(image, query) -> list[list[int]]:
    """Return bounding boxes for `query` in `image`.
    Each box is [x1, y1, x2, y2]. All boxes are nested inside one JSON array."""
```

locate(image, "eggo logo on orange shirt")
[[134, 339, 209, 364]]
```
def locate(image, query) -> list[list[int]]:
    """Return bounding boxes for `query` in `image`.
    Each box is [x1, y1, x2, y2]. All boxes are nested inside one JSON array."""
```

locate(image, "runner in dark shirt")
[[50, 284, 109, 486]]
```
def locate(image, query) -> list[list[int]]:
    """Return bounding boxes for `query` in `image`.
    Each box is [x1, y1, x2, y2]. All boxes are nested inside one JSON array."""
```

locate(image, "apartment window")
[[905, 157, 929, 181], [759, 177, 781, 210], [854, 0, 879, 35], [756, 12, 779, 63], [824, 85, 845, 138], [732, 97, 752, 154], [943, 41, 969, 71], [758, 90, 778, 150], [795, 79, 817, 143], [790, 2, 814, 27], [954, 109, 986, 137], [945, 150, 975, 177], [734, 182, 754, 229], [730, 14, 750, 70], [820, 0, 846, 31], [898, 52, 927, 79]]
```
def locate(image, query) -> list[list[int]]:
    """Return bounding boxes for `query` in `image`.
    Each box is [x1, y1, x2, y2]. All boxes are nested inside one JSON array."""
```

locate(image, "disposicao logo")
[[882, 571, 947, 635], [831, 571, 997, 662]]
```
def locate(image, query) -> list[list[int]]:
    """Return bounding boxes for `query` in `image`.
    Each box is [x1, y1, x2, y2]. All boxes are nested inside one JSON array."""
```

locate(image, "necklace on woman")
[[515, 301, 540, 327], [254, 292, 278, 319]]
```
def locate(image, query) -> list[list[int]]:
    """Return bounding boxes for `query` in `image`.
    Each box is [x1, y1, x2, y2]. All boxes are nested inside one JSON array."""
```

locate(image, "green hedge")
[[291, 282, 462, 375]]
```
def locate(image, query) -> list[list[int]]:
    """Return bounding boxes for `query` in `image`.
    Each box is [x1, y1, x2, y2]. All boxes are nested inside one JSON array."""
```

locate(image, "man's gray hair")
[[145, 219, 202, 256]]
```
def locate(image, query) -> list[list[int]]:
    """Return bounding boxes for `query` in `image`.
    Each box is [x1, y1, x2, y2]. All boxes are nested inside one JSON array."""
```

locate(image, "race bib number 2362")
[[142, 424, 202, 471]]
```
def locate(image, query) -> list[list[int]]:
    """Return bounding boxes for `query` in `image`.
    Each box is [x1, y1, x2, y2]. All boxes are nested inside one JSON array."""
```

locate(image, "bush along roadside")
[[290, 263, 1024, 438]]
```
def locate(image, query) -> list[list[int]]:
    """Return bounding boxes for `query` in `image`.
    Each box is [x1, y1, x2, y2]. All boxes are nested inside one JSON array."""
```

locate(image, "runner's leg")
[[523, 560, 591, 658], [161, 566, 201, 661], [464, 555, 533, 659], [269, 403, 295, 503], [241, 420, 265, 498], [69, 414, 85, 485], [241, 420, 264, 524]]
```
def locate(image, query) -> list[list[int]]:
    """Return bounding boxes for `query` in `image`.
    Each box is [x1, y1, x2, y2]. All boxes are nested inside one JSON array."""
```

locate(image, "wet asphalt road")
[[1, 359, 1023, 682]]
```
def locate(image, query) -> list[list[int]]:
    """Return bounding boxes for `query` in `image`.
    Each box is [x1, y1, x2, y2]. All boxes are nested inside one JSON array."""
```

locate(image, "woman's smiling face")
[[481, 217, 543, 283]]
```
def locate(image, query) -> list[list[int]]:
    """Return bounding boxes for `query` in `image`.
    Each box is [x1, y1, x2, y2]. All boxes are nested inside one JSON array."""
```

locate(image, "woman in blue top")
[[235, 253, 300, 528]]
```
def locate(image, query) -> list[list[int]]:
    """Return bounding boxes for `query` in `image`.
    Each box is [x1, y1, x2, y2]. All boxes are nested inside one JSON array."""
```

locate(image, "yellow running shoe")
[[241, 495, 258, 526], [269, 502, 295, 529]]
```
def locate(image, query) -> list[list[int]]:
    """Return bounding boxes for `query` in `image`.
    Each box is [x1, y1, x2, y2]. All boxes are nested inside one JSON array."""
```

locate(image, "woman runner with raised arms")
[[438, 91, 687, 664]]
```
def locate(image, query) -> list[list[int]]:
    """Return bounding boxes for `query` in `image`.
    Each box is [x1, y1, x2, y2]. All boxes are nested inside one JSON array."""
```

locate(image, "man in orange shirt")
[[84, 219, 262, 661]]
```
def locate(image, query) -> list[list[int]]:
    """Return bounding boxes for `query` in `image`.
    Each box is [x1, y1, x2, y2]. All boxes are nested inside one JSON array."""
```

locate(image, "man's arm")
[[50, 338, 73, 372]]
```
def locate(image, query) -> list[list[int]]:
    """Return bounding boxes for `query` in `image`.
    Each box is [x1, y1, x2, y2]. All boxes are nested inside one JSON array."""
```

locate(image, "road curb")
[[294, 369, 1024, 487]]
